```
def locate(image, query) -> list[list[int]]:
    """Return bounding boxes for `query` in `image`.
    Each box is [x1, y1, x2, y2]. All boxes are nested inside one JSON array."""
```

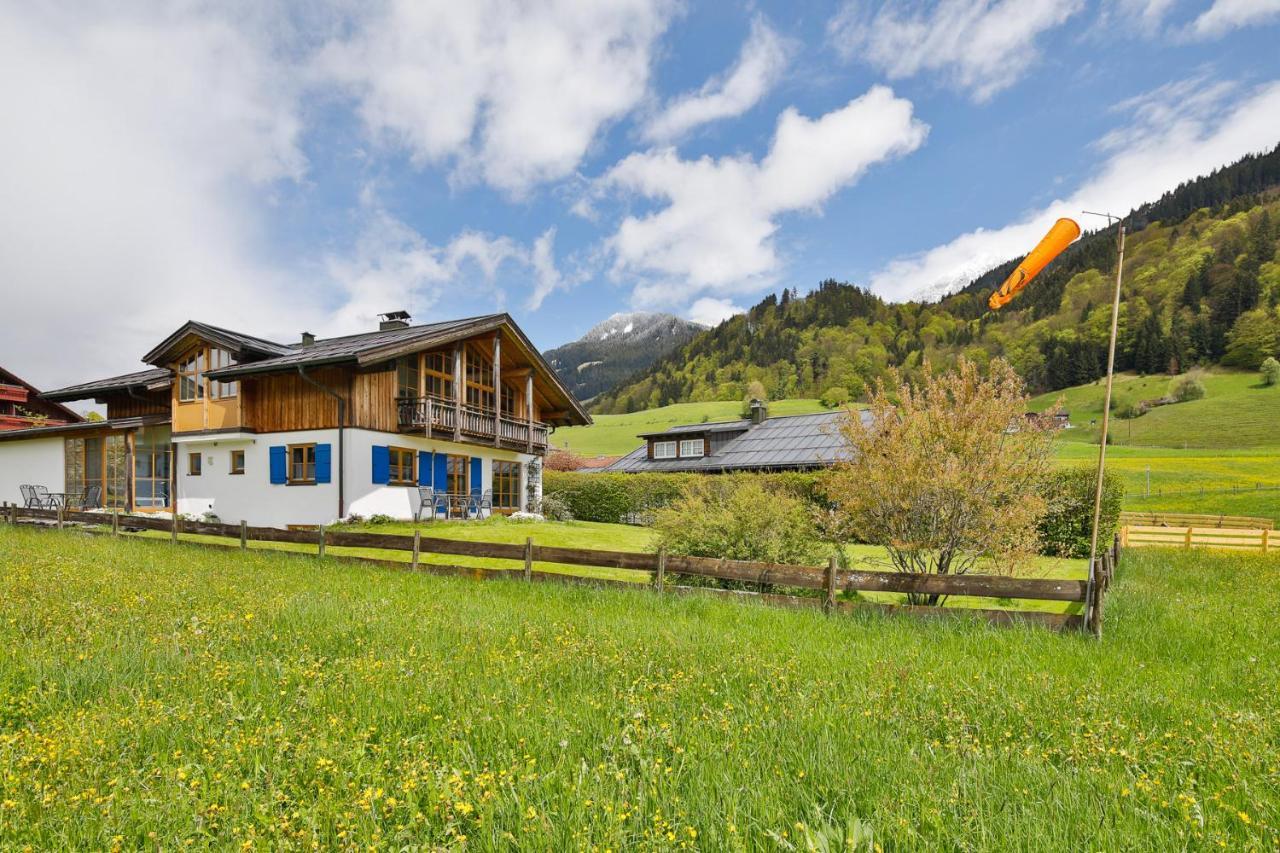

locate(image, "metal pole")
[[1087, 217, 1125, 575]]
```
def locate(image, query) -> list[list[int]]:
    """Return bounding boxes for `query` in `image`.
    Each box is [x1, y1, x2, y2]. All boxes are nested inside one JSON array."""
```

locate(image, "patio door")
[[446, 455, 468, 517], [133, 426, 172, 511]]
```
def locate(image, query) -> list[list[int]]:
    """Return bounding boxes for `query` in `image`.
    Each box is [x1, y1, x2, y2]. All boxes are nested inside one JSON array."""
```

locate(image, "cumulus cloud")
[[599, 86, 928, 310], [868, 77, 1280, 302], [316, 0, 676, 195], [828, 0, 1083, 102], [687, 297, 745, 326], [0, 2, 310, 389], [1187, 0, 1280, 38], [641, 16, 789, 143]]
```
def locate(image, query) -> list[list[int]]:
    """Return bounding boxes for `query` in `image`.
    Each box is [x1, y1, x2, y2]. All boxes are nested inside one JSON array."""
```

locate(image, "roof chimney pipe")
[[749, 398, 767, 425], [379, 310, 412, 331], [300, 331, 315, 346]]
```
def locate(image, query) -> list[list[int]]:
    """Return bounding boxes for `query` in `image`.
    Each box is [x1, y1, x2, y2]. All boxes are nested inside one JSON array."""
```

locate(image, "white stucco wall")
[[0, 435, 65, 506], [174, 427, 536, 527]]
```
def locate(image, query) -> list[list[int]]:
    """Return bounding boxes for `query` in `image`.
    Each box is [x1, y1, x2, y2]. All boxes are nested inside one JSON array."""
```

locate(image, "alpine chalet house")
[[0, 313, 590, 527], [604, 400, 869, 473], [0, 366, 82, 432]]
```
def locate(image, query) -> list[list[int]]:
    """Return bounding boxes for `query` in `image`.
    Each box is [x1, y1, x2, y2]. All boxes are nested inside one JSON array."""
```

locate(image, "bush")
[[1262, 356, 1280, 386], [542, 470, 829, 525], [1038, 467, 1125, 558], [536, 493, 573, 522], [653, 476, 826, 589], [1169, 370, 1206, 402], [820, 387, 849, 408]]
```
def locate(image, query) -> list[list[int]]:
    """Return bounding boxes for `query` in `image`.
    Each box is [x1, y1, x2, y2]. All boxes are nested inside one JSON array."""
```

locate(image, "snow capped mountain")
[[543, 312, 704, 403]]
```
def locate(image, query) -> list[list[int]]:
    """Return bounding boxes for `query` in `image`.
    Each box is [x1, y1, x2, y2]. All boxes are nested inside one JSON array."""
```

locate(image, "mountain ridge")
[[543, 312, 704, 402]]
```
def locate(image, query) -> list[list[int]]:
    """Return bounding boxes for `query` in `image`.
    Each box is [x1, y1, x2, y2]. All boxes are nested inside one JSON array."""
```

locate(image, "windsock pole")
[[1083, 211, 1126, 581]]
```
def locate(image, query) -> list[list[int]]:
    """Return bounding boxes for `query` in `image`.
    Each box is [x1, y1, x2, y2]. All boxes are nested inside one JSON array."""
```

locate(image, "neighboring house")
[[604, 400, 867, 473], [0, 366, 82, 431], [0, 312, 590, 526]]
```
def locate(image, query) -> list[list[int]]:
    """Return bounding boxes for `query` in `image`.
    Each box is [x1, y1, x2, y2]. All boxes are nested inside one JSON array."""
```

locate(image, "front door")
[[446, 455, 468, 517]]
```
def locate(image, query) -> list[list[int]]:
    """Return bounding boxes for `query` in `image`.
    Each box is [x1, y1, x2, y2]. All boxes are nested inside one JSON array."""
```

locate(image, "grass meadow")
[[2, 525, 1278, 849]]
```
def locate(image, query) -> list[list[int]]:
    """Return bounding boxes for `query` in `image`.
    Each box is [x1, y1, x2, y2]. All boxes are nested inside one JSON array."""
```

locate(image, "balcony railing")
[[396, 395, 550, 451]]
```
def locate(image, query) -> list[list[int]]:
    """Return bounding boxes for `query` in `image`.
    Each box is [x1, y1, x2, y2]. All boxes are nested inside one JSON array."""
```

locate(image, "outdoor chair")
[[19, 485, 49, 509], [469, 489, 493, 520], [415, 487, 448, 522], [79, 485, 102, 510], [31, 485, 57, 509]]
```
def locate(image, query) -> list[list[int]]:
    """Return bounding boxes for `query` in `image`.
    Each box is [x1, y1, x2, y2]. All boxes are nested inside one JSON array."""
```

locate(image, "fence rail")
[[1, 504, 1108, 634], [1122, 524, 1272, 553], [1118, 511, 1273, 530]]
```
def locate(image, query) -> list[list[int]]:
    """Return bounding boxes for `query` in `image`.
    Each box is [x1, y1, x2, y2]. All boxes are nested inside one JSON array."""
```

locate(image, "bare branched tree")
[[823, 358, 1058, 605]]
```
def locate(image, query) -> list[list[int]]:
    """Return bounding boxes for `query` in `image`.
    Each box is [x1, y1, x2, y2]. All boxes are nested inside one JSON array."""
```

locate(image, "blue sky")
[[2, 1, 1280, 387]]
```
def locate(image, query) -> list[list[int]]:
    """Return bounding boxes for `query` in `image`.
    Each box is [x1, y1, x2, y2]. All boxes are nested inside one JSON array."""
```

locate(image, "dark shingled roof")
[[43, 368, 173, 402], [606, 409, 870, 473], [0, 414, 169, 442]]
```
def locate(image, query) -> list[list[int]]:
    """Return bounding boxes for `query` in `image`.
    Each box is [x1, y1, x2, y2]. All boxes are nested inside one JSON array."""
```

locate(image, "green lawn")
[[2, 526, 1277, 849], [555, 398, 829, 457], [1029, 369, 1280, 449]]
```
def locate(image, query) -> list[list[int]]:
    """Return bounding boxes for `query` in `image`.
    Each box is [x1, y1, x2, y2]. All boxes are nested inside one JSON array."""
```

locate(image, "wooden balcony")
[[0, 384, 29, 404], [396, 396, 550, 452]]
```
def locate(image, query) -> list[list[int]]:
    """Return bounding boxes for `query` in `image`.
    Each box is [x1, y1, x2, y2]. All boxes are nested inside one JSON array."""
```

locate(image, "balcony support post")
[[492, 330, 502, 447], [453, 343, 463, 442], [526, 369, 535, 453]]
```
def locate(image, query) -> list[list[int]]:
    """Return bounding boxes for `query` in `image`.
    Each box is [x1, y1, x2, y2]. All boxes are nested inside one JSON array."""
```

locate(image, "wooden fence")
[[1118, 511, 1273, 530], [1, 504, 1113, 635], [1122, 524, 1272, 553]]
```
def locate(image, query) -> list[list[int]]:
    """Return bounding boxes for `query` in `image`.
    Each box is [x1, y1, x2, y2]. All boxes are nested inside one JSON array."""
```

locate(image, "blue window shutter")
[[269, 446, 286, 484], [470, 457, 482, 493], [315, 444, 332, 484], [371, 445, 390, 485], [418, 451, 432, 486], [434, 453, 448, 491]]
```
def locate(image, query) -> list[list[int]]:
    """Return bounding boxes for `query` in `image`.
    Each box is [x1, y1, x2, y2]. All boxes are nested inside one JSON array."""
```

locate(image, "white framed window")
[[679, 439, 704, 458], [653, 440, 677, 459]]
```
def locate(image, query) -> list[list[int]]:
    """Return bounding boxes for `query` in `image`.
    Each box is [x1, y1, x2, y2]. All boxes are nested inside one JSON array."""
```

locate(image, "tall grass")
[[1, 526, 1277, 849]]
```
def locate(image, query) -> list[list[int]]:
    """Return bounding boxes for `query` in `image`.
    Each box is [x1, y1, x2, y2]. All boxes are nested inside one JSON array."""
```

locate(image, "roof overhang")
[[43, 369, 173, 402], [142, 321, 290, 367], [0, 414, 169, 443]]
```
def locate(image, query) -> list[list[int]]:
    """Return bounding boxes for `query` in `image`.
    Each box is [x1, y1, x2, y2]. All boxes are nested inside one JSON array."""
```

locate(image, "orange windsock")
[[988, 218, 1081, 310]]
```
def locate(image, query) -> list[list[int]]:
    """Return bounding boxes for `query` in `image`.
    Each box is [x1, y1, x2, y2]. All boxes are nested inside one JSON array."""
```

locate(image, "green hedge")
[[543, 470, 828, 525], [1038, 467, 1125, 558]]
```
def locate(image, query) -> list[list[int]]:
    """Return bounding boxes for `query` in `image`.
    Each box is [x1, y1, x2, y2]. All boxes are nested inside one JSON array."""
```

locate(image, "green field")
[[2, 526, 1277, 849], [1029, 369, 1280, 449], [555, 398, 828, 457]]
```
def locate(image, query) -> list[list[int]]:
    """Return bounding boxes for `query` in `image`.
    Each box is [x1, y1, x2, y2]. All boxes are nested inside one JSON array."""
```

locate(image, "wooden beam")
[[492, 330, 502, 447], [526, 369, 535, 453], [452, 343, 462, 442]]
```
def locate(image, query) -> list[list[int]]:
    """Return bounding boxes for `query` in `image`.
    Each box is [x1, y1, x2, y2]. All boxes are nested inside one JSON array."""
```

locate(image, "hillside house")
[[604, 400, 867, 473], [0, 366, 82, 432], [0, 313, 589, 526]]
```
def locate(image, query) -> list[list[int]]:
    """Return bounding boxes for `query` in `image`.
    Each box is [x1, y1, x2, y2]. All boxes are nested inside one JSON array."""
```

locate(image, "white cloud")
[[600, 86, 928, 309], [828, 0, 1084, 102], [0, 2, 310, 389], [642, 16, 789, 143], [316, 0, 676, 195], [687, 297, 745, 326], [868, 77, 1280, 302], [1188, 0, 1280, 38]]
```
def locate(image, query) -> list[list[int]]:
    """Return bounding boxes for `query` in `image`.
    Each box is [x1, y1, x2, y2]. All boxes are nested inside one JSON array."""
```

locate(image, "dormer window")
[[653, 440, 677, 459], [209, 348, 237, 399], [178, 351, 204, 402], [679, 439, 705, 458]]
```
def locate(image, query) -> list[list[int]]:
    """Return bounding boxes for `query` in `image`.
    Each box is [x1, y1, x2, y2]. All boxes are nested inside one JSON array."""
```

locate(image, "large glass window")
[[208, 348, 237, 399], [424, 351, 454, 400], [134, 426, 172, 510], [178, 351, 204, 402], [396, 356, 420, 400], [446, 455, 469, 496], [64, 434, 126, 508], [493, 461, 520, 509], [465, 350, 495, 412]]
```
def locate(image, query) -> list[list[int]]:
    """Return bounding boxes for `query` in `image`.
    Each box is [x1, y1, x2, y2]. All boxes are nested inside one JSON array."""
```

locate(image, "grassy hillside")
[[2, 527, 1278, 849], [555, 397, 828, 457], [1030, 369, 1280, 448]]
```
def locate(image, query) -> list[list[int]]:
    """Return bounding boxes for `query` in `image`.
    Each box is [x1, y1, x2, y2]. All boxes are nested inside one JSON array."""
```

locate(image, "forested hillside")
[[594, 144, 1280, 413]]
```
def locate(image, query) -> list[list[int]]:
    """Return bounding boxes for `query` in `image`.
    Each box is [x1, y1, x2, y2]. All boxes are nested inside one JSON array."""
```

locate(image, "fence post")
[[655, 546, 666, 593], [112, 510, 120, 537], [411, 530, 421, 571], [318, 524, 326, 559], [523, 537, 533, 581], [1184, 526, 1193, 550], [8, 503, 16, 526], [1263, 529, 1270, 556], [171, 513, 179, 544], [240, 521, 248, 550], [824, 556, 837, 614], [57, 506, 64, 530]]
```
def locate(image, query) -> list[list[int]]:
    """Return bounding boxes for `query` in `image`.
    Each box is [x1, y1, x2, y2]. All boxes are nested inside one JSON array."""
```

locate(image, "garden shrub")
[[1262, 356, 1280, 386], [1038, 467, 1125, 558], [1170, 370, 1206, 402], [652, 475, 827, 590]]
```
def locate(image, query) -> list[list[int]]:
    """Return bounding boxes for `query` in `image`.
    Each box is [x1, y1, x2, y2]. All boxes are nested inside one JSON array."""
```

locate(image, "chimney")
[[749, 398, 767, 425], [300, 331, 315, 346], [379, 310, 412, 331]]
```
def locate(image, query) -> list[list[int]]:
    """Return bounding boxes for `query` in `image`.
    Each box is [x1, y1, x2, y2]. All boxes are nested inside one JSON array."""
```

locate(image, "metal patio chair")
[[415, 487, 448, 522], [31, 485, 57, 509], [19, 485, 45, 509], [78, 485, 102, 510], [469, 489, 493, 520]]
